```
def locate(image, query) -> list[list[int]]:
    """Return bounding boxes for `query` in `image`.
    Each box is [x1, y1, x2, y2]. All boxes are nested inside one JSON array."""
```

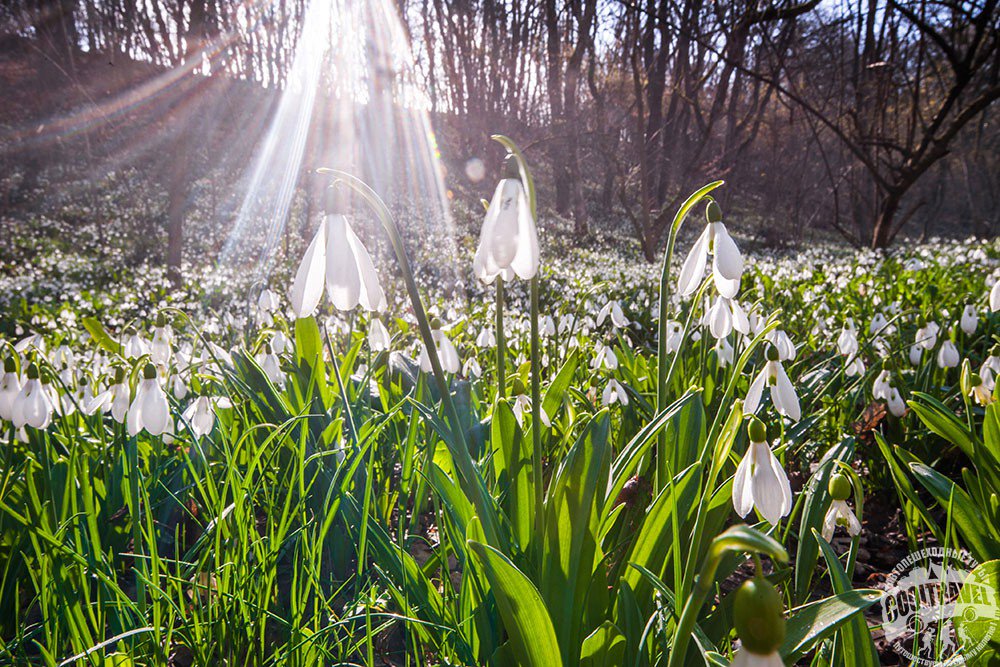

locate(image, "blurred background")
[[0, 0, 998, 286]]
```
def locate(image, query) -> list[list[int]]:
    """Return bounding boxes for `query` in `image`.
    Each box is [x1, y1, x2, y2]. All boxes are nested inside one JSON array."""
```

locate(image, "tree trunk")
[[870, 193, 899, 249]]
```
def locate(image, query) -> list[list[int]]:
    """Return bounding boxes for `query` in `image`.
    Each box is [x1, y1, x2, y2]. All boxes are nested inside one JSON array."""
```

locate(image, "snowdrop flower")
[[990, 280, 1000, 312], [123, 330, 149, 359], [602, 378, 629, 406], [909, 344, 923, 366], [270, 330, 291, 355], [678, 200, 743, 298], [368, 319, 391, 352], [715, 337, 734, 367], [887, 387, 907, 417], [12, 364, 53, 429], [845, 354, 866, 377], [150, 314, 172, 365], [733, 417, 792, 524], [937, 340, 959, 369], [473, 156, 539, 284], [288, 213, 386, 318], [540, 315, 556, 337], [915, 320, 940, 350], [960, 305, 978, 335], [836, 325, 859, 358], [597, 301, 629, 329], [592, 343, 618, 371], [872, 367, 891, 400], [256, 346, 284, 386], [0, 358, 22, 422], [257, 288, 280, 312], [462, 357, 482, 378], [731, 577, 786, 667], [419, 324, 460, 374], [707, 296, 750, 340], [968, 374, 994, 406], [869, 312, 889, 335], [476, 326, 496, 348], [766, 329, 795, 361], [182, 396, 232, 438], [745, 347, 800, 421], [981, 347, 1000, 385], [822, 473, 862, 542], [664, 321, 683, 353], [127, 364, 171, 437]]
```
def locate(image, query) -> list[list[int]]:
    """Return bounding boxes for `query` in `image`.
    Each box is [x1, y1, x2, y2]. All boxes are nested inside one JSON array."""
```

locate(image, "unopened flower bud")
[[828, 472, 852, 501], [734, 577, 786, 655], [143, 363, 157, 380], [747, 416, 767, 443], [706, 200, 722, 223]]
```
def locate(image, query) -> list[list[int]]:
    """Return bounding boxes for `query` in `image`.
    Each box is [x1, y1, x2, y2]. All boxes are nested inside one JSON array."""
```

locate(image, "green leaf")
[[909, 462, 1000, 562], [491, 398, 532, 550], [813, 528, 880, 666], [542, 349, 579, 424], [467, 540, 563, 667], [780, 588, 885, 663], [909, 391, 978, 459], [580, 622, 626, 667], [82, 317, 121, 355], [954, 559, 1000, 666]]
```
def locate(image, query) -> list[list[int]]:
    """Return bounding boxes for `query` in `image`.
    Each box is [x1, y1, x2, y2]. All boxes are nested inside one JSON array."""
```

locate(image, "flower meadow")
[[2, 141, 1000, 666]]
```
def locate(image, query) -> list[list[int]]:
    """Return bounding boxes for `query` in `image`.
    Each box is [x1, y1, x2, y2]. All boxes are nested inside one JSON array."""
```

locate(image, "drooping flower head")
[[731, 576, 786, 667], [678, 200, 744, 298], [733, 416, 793, 525], [822, 472, 862, 542], [473, 155, 539, 284], [745, 346, 801, 422], [127, 363, 171, 437]]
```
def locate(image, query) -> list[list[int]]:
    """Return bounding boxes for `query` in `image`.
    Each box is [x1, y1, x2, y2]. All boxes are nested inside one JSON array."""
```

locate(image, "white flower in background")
[[822, 473, 862, 542], [766, 329, 795, 361], [960, 305, 978, 335], [12, 364, 53, 429], [937, 340, 959, 368], [678, 201, 743, 298], [592, 343, 619, 371], [127, 364, 171, 437], [602, 378, 629, 406], [124, 330, 149, 359], [0, 358, 22, 422], [271, 330, 291, 355], [909, 344, 923, 366], [707, 296, 750, 339], [915, 320, 939, 350], [419, 325, 460, 374], [257, 288, 280, 312], [597, 301, 629, 329], [255, 346, 284, 386], [182, 396, 232, 438], [872, 368, 891, 400], [990, 280, 1000, 312], [462, 357, 482, 378], [473, 156, 539, 284], [981, 348, 1000, 385], [540, 315, 556, 336], [664, 321, 683, 353], [150, 314, 172, 365], [887, 387, 907, 417], [845, 354, 866, 377], [836, 325, 859, 358], [733, 417, 792, 525], [716, 337, 734, 367], [745, 347, 801, 421], [288, 214, 387, 318], [368, 319, 391, 352], [169, 374, 188, 401], [476, 326, 496, 348], [869, 312, 889, 335], [969, 373, 994, 406]]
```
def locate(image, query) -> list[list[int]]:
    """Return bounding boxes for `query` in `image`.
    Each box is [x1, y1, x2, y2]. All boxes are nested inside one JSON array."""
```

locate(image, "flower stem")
[[530, 276, 543, 545], [496, 278, 506, 399]]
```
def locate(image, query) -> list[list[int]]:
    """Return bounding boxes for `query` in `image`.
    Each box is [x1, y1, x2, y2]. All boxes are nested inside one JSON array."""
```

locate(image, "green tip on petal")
[[747, 416, 767, 443], [828, 472, 852, 500]]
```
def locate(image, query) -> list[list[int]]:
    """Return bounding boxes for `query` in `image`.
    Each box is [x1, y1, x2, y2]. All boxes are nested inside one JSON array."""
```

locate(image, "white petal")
[[345, 222, 386, 312], [711, 222, 744, 280], [509, 185, 539, 280], [771, 362, 801, 421], [732, 447, 755, 518], [991, 281, 1000, 312], [709, 297, 733, 339], [751, 443, 789, 524], [744, 368, 767, 415], [677, 227, 710, 297], [325, 214, 362, 311], [288, 220, 327, 318]]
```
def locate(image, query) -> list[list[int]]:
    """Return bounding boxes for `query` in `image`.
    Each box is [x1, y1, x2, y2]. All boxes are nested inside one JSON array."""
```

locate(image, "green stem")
[[496, 278, 506, 399], [530, 276, 543, 547]]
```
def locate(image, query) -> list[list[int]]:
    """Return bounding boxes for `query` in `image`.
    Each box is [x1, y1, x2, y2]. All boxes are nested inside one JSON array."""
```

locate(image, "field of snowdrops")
[[1, 149, 1000, 666]]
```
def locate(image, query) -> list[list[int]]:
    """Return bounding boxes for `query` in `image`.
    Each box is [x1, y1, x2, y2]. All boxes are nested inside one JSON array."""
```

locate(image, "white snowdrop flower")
[[476, 326, 496, 348], [887, 387, 907, 417], [845, 354, 866, 377], [836, 326, 859, 358], [664, 321, 683, 353], [745, 347, 800, 421], [731, 647, 784, 667], [602, 378, 629, 406], [969, 373, 994, 406], [766, 329, 795, 362], [677, 201, 743, 298], [257, 288, 280, 312], [473, 157, 539, 284], [707, 296, 750, 340], [990, 280, 1000, 312], [716, 337, 734, 367], [124, 331, 149, 359], [126, 364, 171, 437], [915, 321, 940, 350], [869, 312, 889, 335], [12, 365, 53, 430], [872, 369, 891, 400], [288, 214, 386, 318], [419, 327, 460, 374], [256, 347, 284, 386], [182, 396, 231, 438], [540, 315, 556, 336], [368, 319, 391, 352], [937, 340, 959, 369], [167, 373, 186, 401], [462, 357, 482, 378], [597, 301, 629, 329], [960, 305, 978, 335], [909, 344, 923, 366], [732, 417, 792, 525], [0, 359, 22, 422], [150, 315, 172, 365], [271, 330, 291, 355], [822, 473, 861, 542], [592, 343, 618, 371]]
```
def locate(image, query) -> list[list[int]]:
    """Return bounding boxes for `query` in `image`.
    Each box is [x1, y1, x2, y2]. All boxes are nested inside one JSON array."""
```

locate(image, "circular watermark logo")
[[879, 547, 999, 666]]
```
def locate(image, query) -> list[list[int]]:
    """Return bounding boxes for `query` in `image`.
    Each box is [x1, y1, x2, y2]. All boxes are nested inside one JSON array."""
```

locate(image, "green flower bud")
[[512, 377, 526, 396], [3, 357, 15, 373], [706, 200, 722, 223], [430, 317, 442, 330], [502, 154, 520, 180], [156, 312, 167, 327], [747, 416, 767, 443], [765, 346, 779, 362], [828, 472, 852, 501], [26, 363, 40, 380], [733, 577, 786, 655], [971, 373, 983, 386], [114, 367, 126, 383], [143, 363, 157, 380]]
